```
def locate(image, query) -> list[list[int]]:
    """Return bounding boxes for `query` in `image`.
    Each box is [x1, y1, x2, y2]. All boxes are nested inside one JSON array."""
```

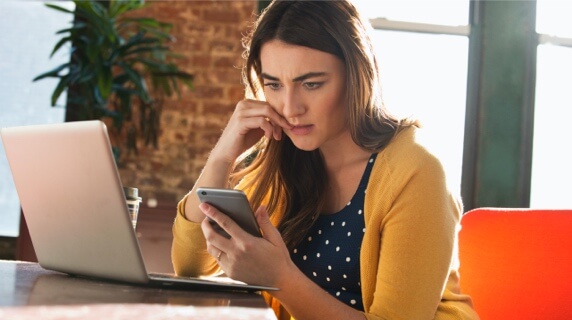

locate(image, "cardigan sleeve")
[[171, 194, 221, 277], [362, 127, 476, 319]]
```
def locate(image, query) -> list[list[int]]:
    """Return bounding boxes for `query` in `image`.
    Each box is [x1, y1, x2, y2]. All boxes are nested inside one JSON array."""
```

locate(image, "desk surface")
[[0, 260, 276, 319]]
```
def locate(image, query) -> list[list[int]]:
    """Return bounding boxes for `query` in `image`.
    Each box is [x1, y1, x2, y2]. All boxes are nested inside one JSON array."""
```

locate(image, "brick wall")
[[117, 0, 258, 206]]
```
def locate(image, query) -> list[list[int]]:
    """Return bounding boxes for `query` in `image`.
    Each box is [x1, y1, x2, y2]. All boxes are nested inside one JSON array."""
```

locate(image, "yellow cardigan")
[[171, 126, 479, 320]]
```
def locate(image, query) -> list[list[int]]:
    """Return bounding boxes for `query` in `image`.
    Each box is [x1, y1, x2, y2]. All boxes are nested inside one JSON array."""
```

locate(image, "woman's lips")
[[289, 124, 314, 136]]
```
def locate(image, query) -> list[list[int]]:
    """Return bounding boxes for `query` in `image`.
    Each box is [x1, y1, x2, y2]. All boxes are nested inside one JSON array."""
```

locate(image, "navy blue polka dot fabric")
[[291, 153, 377, 310]]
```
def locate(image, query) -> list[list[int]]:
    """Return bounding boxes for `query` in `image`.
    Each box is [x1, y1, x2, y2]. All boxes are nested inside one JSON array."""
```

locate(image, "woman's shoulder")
[[380, 125, 443, 169], [367, 125, 449, 196], [366, 126, 461, 216]]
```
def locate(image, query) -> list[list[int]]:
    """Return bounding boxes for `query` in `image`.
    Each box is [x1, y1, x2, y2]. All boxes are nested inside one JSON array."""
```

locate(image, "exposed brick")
[[117, 0, 256, 203], [185, 23, 214, 37], [210, 40, 238, 53], [204, 9, 240, 23], [203, 101, 235, 115], [206, 69, 242, 85], [228, 86, 247, 102], [190, 54, 212, 67], [213, 56, 239, 68], [192, 85, 225, 99]]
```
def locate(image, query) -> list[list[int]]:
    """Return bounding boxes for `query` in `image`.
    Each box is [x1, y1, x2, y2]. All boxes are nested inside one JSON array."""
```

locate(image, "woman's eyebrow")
[[260, 72, 327, 82]]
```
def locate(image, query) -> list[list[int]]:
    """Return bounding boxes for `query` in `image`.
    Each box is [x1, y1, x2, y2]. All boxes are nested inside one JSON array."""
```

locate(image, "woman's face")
[[260, 40, 348, 151]]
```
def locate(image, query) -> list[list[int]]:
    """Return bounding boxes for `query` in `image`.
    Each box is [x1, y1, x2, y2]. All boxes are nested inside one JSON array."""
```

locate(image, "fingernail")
[[199, 202, 210, 213]]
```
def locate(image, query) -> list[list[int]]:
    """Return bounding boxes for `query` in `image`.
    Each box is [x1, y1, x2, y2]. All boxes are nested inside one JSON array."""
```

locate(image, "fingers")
[[201, 202, 257, 268], [235, 100, 292, 137], [202, 203, 289, 285], [204, 239, 225, 265], [254, 206, 282, 244], [202, 216, 230, 265], [212, 100, 291, 161], [200, 202, 246, 246], [251, 116, 278, 141]]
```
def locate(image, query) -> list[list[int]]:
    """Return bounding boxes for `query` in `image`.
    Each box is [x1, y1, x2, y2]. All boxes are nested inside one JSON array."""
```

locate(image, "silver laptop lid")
[[1, 120, 149, 283]]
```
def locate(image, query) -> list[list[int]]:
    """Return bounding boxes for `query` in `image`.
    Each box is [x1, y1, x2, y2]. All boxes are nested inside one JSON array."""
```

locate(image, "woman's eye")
[[304, 82, 322, 90], [264, 83, 281, 90]]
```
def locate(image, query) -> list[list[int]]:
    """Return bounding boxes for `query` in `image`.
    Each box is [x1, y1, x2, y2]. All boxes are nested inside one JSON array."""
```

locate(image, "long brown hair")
[[231, 0, 417, 250]]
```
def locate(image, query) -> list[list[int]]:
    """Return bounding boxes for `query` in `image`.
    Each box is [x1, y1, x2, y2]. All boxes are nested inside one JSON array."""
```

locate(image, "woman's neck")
[[319, 131, 370, 172]]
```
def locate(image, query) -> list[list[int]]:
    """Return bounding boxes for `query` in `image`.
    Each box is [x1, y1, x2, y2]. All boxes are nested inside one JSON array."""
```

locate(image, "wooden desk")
[[0, 260, 276, 319]]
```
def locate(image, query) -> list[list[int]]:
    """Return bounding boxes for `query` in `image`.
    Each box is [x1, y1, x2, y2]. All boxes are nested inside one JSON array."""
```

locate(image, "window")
[[530, 0, 572, 208], [0, 1, 73, 236], [353, 0, 470, 193]]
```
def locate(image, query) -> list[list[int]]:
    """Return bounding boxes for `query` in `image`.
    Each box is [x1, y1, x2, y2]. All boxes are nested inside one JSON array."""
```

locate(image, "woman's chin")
[[288, 138, 320, 152]]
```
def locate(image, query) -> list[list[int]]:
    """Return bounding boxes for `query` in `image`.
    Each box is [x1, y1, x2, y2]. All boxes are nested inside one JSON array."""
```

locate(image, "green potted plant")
[[33, 0, 193, 160]]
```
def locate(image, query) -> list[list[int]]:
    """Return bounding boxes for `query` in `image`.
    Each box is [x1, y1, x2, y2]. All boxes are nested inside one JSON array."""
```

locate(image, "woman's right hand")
[[209, 99, 292, 165], [183, 99, 291, 223]]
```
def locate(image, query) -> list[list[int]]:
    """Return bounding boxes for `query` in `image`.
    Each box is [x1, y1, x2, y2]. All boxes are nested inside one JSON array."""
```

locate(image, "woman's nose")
[[281, 89, 305, 119]]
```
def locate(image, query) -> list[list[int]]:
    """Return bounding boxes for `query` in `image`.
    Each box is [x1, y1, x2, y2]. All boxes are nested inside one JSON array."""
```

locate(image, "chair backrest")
[[459, 207, 572, 320]]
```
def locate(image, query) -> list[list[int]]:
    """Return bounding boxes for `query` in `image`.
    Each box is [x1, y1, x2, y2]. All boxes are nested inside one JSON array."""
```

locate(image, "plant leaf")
[[50, 37, 72, 57], [97, 65, 113, 100], [33, 63, 70, 81], [124, 46, 170, 58], [55, 21, 88, 35], [51, 75, 70, 106], [118, 62, 150, 102], [45, 3, 74, 14]]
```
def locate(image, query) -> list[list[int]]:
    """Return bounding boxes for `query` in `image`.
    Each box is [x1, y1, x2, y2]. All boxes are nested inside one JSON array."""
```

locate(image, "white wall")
[[0, 1, 74, 236]]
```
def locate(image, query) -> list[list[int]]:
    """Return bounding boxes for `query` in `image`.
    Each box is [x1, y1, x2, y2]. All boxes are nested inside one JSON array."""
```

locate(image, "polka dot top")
[[290, 153, 377, 311]]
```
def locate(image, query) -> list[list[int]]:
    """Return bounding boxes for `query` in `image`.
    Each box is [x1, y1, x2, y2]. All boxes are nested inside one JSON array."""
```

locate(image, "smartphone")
[[196, 187, 262, 238]]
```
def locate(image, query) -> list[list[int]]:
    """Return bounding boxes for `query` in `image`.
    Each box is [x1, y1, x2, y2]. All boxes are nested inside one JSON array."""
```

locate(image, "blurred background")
[[0, 0, 570, 267]]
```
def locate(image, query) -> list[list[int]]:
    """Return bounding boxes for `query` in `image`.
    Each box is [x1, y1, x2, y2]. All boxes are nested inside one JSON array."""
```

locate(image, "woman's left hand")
[[199, 202, 294, 287]]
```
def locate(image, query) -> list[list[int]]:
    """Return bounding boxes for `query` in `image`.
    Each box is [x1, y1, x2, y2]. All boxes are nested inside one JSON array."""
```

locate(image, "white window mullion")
[[370, 18, 470, 36], [538, 34, 572, 48]]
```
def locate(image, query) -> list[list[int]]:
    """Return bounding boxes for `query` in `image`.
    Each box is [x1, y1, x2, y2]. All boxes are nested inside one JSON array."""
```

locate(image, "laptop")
[[0, 120, 276, 293]]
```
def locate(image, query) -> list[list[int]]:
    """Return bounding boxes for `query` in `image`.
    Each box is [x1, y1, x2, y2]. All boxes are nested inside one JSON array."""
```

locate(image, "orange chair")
[[459, 207, 572, 320]]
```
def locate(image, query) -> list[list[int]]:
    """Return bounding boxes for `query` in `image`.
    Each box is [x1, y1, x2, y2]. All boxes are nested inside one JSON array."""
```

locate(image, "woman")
[[172, 1, 479, 319]]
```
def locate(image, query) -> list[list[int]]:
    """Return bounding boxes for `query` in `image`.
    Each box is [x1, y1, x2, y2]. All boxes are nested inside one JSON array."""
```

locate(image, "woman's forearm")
[[270, 266, 366, 320], [184, 156, 234, 223]]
